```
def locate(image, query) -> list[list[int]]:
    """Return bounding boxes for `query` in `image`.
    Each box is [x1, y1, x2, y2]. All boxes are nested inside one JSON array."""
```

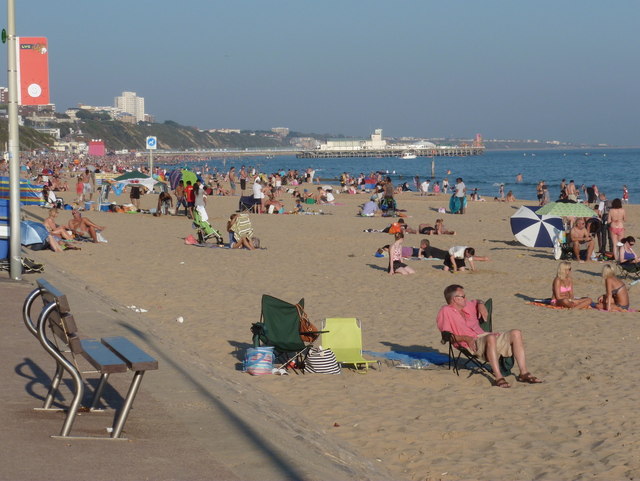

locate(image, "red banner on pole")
[[17, 37, 50, 106]]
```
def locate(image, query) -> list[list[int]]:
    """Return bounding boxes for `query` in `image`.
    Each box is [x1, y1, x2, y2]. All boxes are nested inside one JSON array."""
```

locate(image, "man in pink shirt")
[[436, 284, 543, 388]]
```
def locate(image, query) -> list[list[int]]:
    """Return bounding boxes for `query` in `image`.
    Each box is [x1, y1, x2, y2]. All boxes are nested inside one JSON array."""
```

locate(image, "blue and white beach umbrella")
[[20, 220, 49, 246], [510, 206, 564, 248]]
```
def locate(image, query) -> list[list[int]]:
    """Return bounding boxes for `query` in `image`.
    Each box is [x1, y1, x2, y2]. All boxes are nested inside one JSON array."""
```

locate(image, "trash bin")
[[0, 199, 8, 259]]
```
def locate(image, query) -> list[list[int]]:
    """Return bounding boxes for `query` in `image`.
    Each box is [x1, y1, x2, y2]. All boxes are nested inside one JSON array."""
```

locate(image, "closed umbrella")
[[510, 206, 564, 248], [536, 202, 597, 218], [20, 220, 49, 246]]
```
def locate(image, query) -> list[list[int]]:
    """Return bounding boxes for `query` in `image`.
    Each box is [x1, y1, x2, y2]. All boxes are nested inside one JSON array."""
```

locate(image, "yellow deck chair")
[[321, 318, 379, 371]]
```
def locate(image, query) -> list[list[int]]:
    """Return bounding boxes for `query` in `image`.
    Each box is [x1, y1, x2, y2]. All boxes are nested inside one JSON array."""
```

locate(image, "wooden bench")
[[22, 278, 158, 439]]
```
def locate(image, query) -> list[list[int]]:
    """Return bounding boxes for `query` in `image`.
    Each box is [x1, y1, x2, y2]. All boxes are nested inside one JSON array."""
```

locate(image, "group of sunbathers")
[[43, 208, 106, 252], [550, 261, 631, 311]]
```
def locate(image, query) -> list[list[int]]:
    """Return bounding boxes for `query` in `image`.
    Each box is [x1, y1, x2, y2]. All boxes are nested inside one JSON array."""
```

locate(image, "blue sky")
[[1, 0, 638, 145]]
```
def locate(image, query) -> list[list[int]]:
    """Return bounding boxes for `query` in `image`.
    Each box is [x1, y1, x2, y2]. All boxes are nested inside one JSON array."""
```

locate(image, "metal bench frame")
[[22, 279, 158, 440]]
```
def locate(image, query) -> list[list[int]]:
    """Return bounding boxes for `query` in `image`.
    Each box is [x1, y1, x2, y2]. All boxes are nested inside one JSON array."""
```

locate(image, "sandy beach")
[[18, 183, 640, 481]]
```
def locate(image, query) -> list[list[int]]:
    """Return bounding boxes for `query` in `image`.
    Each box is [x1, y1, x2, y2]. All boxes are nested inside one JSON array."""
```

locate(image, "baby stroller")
[[192, 210, 224, 245]]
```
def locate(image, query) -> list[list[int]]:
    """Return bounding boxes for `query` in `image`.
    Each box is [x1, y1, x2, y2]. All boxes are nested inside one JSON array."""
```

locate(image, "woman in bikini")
[[596, 264, 629, 311], [433, 218, 455, 235], [608, 198, 626, 261], [551, 261, 592, 309], [44, 208, 74, 240], [418, 218, 455, 235]]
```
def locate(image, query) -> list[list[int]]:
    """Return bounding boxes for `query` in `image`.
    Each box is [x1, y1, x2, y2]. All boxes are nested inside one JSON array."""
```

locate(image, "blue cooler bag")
[[244, 347, 274, 375]]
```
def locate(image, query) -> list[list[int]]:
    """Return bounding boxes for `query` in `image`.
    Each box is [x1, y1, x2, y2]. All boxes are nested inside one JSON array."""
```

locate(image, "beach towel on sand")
[[527, 299, 636, 312], [363, 350, 449, 367], [526, 299, 592, 310]]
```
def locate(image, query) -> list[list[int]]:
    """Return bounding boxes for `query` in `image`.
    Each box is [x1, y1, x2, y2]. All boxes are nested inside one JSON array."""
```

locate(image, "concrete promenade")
[[0, 269, 387, 481]]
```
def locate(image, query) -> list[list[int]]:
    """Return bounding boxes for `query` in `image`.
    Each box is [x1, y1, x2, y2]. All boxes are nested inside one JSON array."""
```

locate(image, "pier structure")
[[296, 146, 484, 159]]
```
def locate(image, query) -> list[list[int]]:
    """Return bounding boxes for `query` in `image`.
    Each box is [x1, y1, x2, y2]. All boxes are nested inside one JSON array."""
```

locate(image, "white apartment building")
[[114, 91, 145, 123]]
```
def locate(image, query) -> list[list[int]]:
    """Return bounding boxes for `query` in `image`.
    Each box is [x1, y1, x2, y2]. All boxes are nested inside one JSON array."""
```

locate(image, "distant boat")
[[399, 152, 417, 160]]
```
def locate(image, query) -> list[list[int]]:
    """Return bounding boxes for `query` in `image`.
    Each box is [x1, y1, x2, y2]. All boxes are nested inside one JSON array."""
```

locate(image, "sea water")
[[162, 148, 640, 204]]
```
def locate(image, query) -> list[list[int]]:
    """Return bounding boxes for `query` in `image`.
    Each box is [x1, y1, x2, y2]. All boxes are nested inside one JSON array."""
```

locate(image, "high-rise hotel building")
[[114, 91, 145, 123]]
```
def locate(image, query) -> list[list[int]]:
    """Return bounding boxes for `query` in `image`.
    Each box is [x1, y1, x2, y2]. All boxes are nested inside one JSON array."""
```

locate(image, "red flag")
[[17, 37, 50, 106]]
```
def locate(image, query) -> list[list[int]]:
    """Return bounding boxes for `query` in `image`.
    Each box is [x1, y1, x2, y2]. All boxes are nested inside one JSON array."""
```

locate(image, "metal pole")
[[149, 149, 153, 177], [431, 158, 435, 178], [7, 0, 22, 280]]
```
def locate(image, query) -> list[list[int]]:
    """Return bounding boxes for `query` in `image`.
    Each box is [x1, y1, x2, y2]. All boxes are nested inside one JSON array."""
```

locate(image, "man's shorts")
[[473, 331, 513, 362]]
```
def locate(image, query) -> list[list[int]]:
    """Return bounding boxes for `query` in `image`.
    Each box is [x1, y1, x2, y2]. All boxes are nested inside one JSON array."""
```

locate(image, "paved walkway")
[[0, 271, 389, 481]]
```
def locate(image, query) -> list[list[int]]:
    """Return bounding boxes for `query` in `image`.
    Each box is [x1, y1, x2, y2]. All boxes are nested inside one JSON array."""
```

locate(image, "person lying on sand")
[[364, 218, 415, 234], [418, 219, 455, 235], [436, 284, 544, 388], [377, 238, 447, 259]]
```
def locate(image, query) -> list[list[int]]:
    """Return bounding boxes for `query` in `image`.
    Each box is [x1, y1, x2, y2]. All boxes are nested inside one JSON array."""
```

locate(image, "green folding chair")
[[321, 318, 379, 371], [251, 295, 322, 373]]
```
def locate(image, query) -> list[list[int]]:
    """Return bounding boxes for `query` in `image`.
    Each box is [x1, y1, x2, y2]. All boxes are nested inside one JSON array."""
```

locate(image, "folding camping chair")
[[238, 195, 261, 213], [615, 262, 640, 281], [192, 209, 224, 244], [321, 318, 380, 371], [440, 299, 514, 378], [251, 295, 324, 373]]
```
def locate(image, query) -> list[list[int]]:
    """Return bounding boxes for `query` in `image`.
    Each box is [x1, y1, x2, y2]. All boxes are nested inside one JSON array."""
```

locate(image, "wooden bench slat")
[[101, 336, 159, 371], [80, 339, 128, 374]]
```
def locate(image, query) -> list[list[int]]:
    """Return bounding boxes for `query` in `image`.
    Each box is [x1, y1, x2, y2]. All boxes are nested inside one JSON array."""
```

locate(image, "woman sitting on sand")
[[595, 265, 630, 311], [388, 232, 415, 275], [227, 214, 258, 249], [44, 208, 74, 240], [551, 261, 592, 309]]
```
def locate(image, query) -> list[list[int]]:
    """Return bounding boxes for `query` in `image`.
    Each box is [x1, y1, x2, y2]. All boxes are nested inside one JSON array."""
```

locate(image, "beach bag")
[[296, 303, 319, 343], [245, 347, 274, 375], [184, 234, 198, 245], [304, 347, 341, 374]]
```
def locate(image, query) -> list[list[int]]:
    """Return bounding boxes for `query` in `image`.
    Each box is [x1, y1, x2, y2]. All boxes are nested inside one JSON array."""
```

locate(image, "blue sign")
[[146, 136, 157, 150]]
